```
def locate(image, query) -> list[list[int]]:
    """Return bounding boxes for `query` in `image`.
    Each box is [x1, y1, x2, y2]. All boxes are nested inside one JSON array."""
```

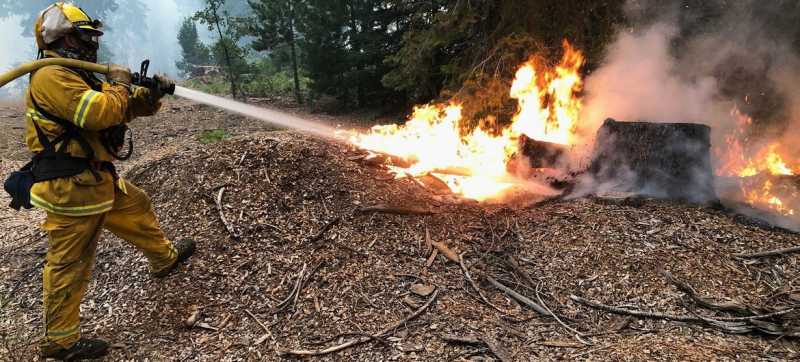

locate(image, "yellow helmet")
[[35, 2, 103, 50]]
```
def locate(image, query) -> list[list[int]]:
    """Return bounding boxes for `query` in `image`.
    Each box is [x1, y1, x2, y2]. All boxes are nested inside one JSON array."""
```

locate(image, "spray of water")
[[173, 86, 339, 139]]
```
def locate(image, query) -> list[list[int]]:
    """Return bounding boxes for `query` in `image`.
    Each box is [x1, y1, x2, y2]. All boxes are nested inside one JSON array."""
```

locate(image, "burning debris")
[[343, 41, 585, 202], [341, 41, 800, 230]]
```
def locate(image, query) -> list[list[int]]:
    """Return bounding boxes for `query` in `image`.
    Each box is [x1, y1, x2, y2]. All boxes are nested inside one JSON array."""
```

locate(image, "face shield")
[[76, 29, 102, 51]]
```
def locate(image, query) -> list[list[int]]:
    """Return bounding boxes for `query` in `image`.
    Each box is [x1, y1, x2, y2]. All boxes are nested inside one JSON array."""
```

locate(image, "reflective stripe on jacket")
[[24, 55, 161, 216]]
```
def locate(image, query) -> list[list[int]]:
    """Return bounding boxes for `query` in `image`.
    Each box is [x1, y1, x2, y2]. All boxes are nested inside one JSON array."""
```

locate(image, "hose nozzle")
[[131, 60, 175, 95]]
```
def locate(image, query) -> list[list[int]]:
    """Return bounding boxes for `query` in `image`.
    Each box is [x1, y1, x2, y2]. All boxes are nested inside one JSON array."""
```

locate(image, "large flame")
[[346, 41, 585, 200], [716, 108, 798, 216]]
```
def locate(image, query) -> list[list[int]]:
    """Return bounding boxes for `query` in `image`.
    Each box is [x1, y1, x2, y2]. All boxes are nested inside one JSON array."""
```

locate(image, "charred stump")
[[588, 119, 717, 203]]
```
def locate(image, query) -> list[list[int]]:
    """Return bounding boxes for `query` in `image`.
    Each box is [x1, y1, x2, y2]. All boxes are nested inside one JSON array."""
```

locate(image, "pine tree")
[[195, 0, 248, 98], [246, 0, 303, 104], [176, 17, 211, 77]]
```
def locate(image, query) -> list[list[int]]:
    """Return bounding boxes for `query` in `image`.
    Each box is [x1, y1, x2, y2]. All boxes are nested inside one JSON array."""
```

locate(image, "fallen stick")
[[506, 256, 537, 288], [486, 276, 550, 316], [572, 295, 796, 324], [535, 289, 589, 344], [215, 187, 240, 239], [244, 309, 272, 345], [307, 217, 342, 243], [459, 254, 510, 314], [734, 245, 800, 259], [273, 264, 307, 313], [278, 288, 440, 357], [659, 268, 750, 315], [570, 295, 700, 322], [357, 204, 435, 216]]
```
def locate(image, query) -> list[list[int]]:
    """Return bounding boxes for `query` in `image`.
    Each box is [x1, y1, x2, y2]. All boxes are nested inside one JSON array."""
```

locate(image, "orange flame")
[[511, 41, 584, 145], [716, 107, 798, 216], [345, 41, 585, 200]]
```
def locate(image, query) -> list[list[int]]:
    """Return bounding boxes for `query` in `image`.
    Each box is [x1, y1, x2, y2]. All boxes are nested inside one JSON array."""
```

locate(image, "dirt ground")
[[1, 97, 799, 361]]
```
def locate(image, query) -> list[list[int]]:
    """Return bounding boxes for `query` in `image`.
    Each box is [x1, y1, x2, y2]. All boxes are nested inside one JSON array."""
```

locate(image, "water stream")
[[173, 86, 340, 139]]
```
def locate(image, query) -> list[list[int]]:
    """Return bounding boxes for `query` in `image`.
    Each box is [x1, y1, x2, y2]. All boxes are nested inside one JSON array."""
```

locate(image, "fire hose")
[[0, 58, 175, 161], [0, 58, 340, 140], [0, 58, 175, 95]]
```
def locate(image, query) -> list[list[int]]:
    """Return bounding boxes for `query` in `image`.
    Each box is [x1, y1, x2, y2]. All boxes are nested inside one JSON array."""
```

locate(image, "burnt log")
[[518, 135, 570, 168], [588, 119, 717, 203]]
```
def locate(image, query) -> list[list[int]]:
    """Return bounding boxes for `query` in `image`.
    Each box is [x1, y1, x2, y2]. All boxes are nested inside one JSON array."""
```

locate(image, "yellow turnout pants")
[[39, 180, 177, 353]]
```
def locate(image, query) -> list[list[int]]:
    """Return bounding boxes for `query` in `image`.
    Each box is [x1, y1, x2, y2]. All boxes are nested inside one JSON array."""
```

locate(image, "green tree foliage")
[[246, 0, 303, 104], [195, 0, 249, 98], [298, 0, 414, 110], [384, 0, 626, 125], [176, 17, 211, 76]]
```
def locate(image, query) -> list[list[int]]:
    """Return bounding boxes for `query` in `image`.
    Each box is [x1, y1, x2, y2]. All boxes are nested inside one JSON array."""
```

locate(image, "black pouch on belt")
[[4, 161, 35, 210]]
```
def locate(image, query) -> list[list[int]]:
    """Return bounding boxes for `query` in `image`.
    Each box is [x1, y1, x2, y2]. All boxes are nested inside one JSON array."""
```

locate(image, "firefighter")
[[25, 3, 196, 360]]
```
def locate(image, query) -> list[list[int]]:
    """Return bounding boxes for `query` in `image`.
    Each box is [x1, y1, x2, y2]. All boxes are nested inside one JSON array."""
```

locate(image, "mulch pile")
[[2, 129, 800, 361]]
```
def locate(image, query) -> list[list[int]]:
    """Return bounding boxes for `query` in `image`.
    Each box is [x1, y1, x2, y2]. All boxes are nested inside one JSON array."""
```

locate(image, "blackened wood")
[[589, 119, 717, 203], [518, 135, 569, 168]]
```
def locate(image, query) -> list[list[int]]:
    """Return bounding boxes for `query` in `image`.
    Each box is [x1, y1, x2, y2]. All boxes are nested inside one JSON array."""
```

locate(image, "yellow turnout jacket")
[[25, 53, 160, 216]]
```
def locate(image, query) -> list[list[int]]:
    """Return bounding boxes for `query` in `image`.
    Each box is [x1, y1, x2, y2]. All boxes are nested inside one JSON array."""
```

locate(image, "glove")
[[128, 87, 162, 119], [153, 73, 175, 100], [107, 64, 132, 87]]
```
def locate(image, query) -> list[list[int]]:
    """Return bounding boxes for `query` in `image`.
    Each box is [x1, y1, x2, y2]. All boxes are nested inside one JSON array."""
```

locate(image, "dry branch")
[[307, 217, 342, 243], [570, 295, 797, 336], [486, 276, 550, 316], [506, 256, 537, 288], [535, 289, 588, 344], [272, 264, 307, 313], [459, 254, 510, 314], [278, 288, 440, 357], [659, 268, 750, 315], [245, 309, 272, 344], [214, 187, 240, 239], [570, 295, 700, 322], [357, 204, 436, 216], [734, 245, 800, 259]]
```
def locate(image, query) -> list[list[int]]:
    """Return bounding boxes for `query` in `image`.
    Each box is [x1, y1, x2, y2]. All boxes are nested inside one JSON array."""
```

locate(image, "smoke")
[[579, 24, 725, 135], [576, 0, 800, 229], [581, 0, 800, 149]]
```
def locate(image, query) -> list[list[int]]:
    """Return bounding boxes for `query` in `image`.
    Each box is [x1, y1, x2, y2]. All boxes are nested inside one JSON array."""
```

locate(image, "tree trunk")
[[211, 2, 238, 99], [289, 0, 303, 105], [347, 1, 365, 107], [588, 119, 717, 203]]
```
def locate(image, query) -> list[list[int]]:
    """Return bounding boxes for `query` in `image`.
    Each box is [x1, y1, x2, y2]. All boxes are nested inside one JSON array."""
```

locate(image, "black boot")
[[42, 338, 109, 361], [152, 239, 196, 278]]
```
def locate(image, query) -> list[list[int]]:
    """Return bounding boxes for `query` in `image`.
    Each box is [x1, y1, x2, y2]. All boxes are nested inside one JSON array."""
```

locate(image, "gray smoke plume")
[[576, 0, 800, 230]]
